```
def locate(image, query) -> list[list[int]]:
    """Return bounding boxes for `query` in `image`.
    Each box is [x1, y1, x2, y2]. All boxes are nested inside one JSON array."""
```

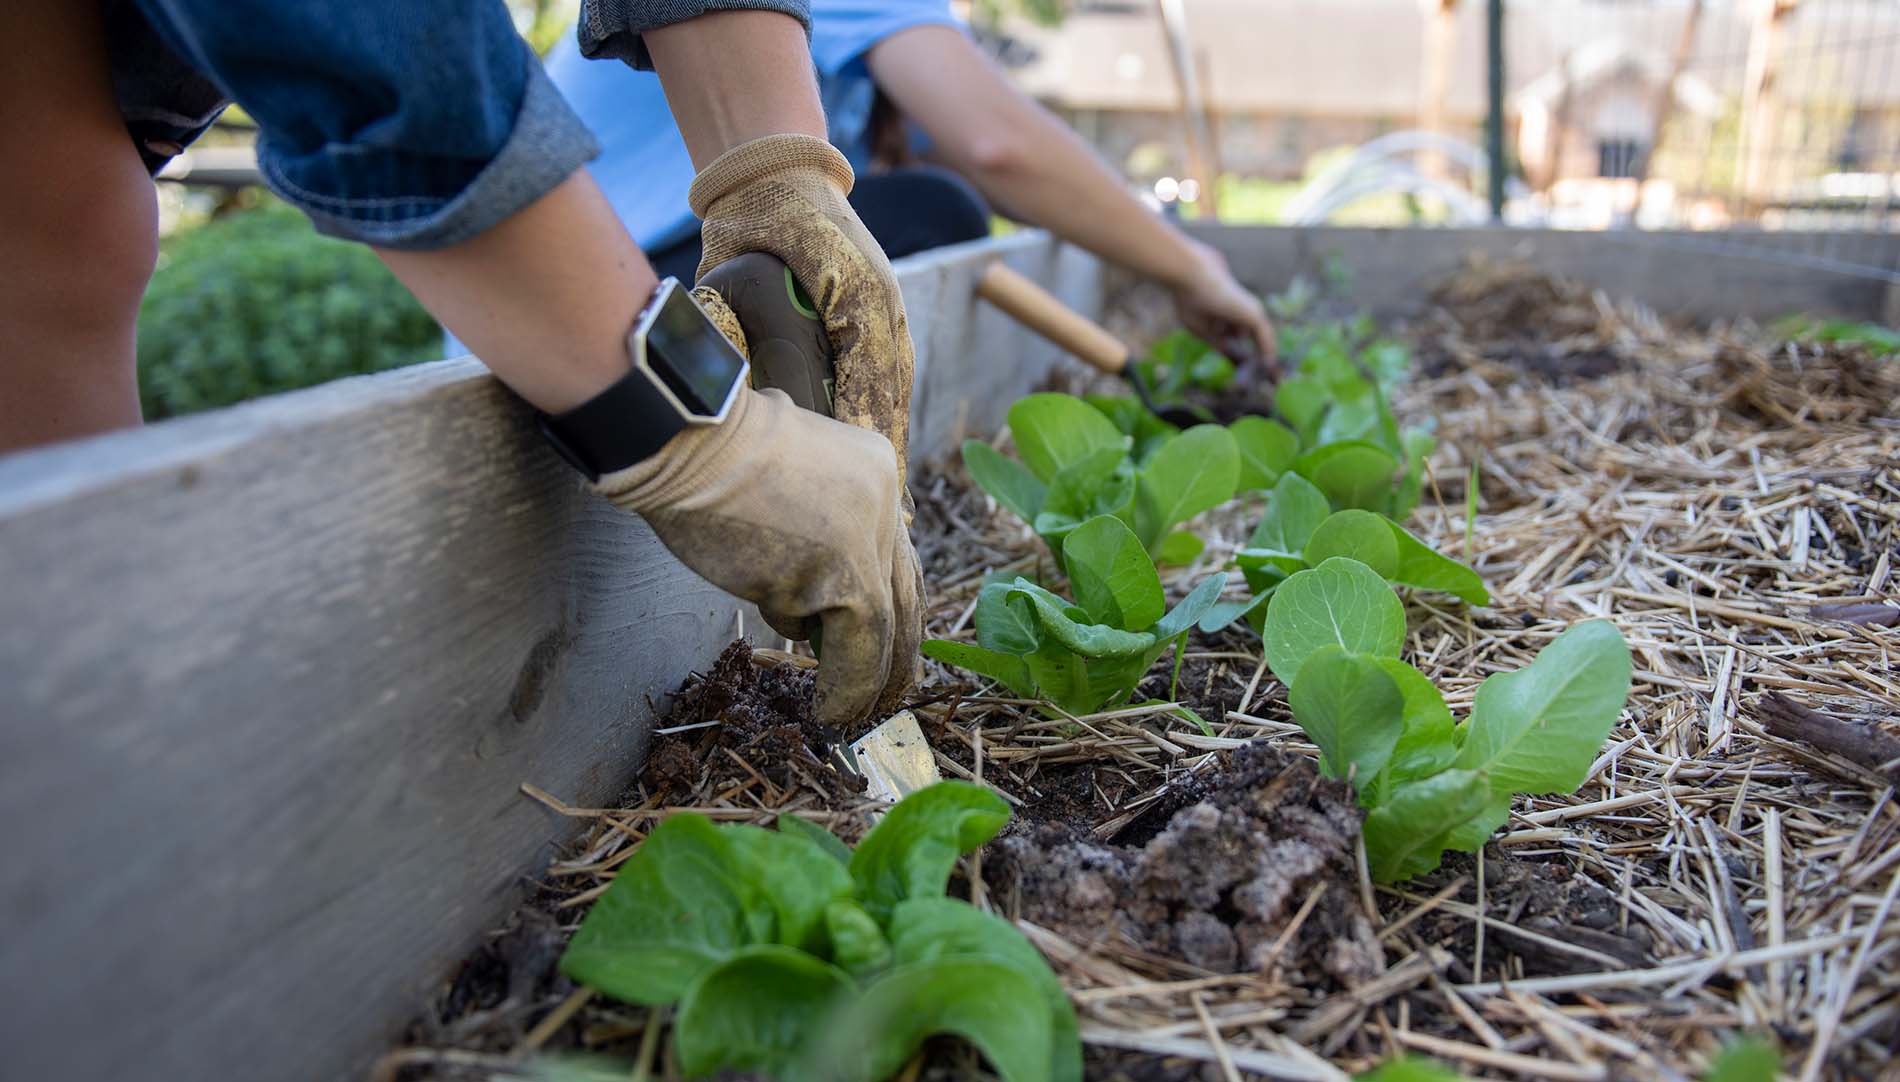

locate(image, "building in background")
[[987, 0, 1900, 228]]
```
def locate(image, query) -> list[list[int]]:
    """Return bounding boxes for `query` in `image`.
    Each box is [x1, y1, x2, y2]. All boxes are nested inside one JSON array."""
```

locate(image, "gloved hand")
[[690, 134, 915, 485], [598, 384, 924, 726]]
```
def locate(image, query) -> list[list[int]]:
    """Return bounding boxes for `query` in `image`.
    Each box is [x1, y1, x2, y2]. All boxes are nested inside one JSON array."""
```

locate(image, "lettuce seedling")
[[1200, 473, 1488, 633], [560, 782, 1081, 1082], [1271, 328, 1433, 517], [962, 393, 1239, 563], [1258, 557, 1631, 881], [923, 515, 1226, 714]]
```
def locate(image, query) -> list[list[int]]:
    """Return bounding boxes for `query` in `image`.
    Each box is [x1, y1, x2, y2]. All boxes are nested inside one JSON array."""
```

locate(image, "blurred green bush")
[[138, 200, 441, 418]]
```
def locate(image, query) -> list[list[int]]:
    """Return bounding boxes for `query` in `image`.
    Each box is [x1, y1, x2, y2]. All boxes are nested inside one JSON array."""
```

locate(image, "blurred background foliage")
[[139, 196, 440, 419]]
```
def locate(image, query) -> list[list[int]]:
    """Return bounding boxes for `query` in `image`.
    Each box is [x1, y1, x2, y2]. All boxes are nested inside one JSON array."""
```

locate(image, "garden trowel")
[[704, 254, 943, 802]]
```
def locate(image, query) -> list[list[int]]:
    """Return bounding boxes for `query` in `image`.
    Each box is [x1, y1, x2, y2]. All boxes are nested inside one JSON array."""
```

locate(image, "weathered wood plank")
[[1189, 224, 1900, 323], [0, 231, 1100, 1082]]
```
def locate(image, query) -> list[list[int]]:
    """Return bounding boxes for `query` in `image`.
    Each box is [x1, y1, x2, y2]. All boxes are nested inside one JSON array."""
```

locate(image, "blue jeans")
[[109, 0, 598, 249]]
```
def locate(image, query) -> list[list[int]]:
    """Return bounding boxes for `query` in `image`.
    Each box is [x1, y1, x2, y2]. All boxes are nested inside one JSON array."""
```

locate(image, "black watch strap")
[[537, 366, 686, 483]]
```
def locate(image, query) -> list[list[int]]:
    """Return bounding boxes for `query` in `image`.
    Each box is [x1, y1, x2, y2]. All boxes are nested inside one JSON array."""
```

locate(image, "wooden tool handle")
[[976, 262, 1130, 375]]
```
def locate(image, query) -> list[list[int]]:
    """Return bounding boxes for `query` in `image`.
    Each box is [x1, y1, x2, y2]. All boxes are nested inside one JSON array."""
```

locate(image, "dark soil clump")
[[641, 640, 864, 805], [993, 744, 1383, 988]]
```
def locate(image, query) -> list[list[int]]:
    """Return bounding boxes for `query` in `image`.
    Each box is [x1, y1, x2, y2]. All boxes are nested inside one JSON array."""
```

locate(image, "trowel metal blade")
[[846, 710, 940, 803]]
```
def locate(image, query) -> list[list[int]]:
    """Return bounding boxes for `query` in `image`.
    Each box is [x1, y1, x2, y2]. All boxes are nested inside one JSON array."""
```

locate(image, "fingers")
[[874, 525, 926, 717], [810, 570, 897, 728]]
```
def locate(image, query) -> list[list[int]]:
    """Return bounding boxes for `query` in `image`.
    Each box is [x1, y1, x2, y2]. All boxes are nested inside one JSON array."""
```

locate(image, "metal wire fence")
[[1500, 0, 1900, 283]]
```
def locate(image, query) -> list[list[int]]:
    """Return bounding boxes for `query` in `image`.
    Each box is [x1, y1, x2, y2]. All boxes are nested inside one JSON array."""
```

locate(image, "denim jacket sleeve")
[[578, 0, 811, 68]]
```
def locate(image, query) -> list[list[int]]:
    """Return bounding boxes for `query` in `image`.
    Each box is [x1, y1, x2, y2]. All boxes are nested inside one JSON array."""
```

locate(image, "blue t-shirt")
[[546, 0, 959, 254]]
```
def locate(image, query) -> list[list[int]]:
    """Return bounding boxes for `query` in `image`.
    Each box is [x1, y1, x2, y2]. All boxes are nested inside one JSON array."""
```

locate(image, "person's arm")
[[380, 9, 829, 413], [866, 25, 1275, 359], [379, 8, 919, 724]]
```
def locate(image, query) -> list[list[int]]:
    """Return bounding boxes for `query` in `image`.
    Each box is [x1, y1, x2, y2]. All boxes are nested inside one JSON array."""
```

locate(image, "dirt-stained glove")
[[690, 134, 915, 486], [597, 384, 923, 726]]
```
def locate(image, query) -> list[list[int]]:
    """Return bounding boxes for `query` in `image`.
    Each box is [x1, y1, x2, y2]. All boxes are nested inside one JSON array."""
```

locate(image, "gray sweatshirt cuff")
[[577, 0, 811, 69]]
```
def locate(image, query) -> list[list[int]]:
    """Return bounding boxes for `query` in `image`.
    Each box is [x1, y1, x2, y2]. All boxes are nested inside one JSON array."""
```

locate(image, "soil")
[[992, 744, 1382, 988], [639, 640, 865, 807]]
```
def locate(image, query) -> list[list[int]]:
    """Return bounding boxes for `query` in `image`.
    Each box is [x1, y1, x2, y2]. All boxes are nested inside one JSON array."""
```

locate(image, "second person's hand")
[[1171, 240, 1280, 374]]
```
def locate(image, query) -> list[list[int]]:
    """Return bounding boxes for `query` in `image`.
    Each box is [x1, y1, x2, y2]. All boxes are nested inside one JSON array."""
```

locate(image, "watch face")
[[644, 282, 747, 417]]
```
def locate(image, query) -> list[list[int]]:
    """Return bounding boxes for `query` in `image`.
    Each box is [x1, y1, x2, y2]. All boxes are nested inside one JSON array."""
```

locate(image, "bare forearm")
[[645, 10, 826, 168], [869, 26, 1201, 288], [377, 170, 656, 414], [956, 114, 1203, 287]]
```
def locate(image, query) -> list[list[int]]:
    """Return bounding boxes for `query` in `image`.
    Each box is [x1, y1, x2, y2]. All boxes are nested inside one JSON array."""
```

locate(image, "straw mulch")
[[380, 260, 1899, 1082]]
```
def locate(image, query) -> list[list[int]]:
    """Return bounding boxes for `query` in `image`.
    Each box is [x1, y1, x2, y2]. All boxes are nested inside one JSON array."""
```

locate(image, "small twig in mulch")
[[1754, 691, 1900, 780]]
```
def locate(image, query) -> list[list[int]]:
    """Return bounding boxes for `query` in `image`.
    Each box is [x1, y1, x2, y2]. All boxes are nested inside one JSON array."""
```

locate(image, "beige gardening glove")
[[597, 383, 924, 726], [690, 134, 916, 488]]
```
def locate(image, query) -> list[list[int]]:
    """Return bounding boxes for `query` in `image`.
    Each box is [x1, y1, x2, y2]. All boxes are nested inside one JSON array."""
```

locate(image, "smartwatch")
[[537, 278, 751, 481]]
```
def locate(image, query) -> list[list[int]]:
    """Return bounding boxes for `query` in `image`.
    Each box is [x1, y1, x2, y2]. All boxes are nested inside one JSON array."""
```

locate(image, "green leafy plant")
[[923, 515, 1226, 714], [1258, 557, 1631, 880], [1199, 473, 1488, 633], [962, 393, 1239, 563], [140, 199, 441, 418], [1134, 329, 1237, 407], [1773, 314, 1900, 356], [559, 782, 1080, 1082]]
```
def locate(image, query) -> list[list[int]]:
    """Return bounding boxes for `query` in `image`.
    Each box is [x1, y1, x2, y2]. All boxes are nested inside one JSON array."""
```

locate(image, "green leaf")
[[1362, 769, 1491, 882], [1154, 530, 1205, 566], [673, 946, 853, 1078], [1009, 581, 1158, 659], [1241, 472, 1332, 575], [720, 825, 857, 953], [1196, 591, 1271, 635], [1088, 394, 1180, 464], [850, 782, 1011, 923], [1386, 518, 1489, 605], [1393, 427, 1436, 520], [1305, 509, 1401, 580], [1288, 645, 1404, 785], [1134, 424, 1240, 547], [1705, 1036, 1781, 1082], [559, 815, 776, 1004], [888, 898, 1083, 1082], [1315, 376, 1382, 447], [975, 581, 1041, 654], [1453, 620, 1632, 796], [1294, 440, 1403, 513], [1231, 416, 1299, 490], [1360, 1057, 1459, 1080], [1275, 375, 1330, 447], [1035, 445, 1136, 549], [1061, 515, 1165, 631], [825, 899, 893, 976], [922, 641, 1036, 698], [1152, 573, 1231, 640], [1260, 557, 1407, 686], [1370, 657, 1458, 786], [1441, 793, 1512, 854], [803, 960, 1055, 1082], [963, 440, 1046, 525], [1355, 1056, 1463, 1082], [1008, 393, 1127, 483], [778, 814, 852, 867]]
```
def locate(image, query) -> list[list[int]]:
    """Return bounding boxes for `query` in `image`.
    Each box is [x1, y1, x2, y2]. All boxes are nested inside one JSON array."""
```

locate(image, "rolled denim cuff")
[[578, 0, 811, 69], [265, 60, 600, 251]]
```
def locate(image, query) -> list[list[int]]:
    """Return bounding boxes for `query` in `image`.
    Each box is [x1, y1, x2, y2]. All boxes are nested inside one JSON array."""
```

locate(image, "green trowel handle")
[[699, 253, 836, 418]]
